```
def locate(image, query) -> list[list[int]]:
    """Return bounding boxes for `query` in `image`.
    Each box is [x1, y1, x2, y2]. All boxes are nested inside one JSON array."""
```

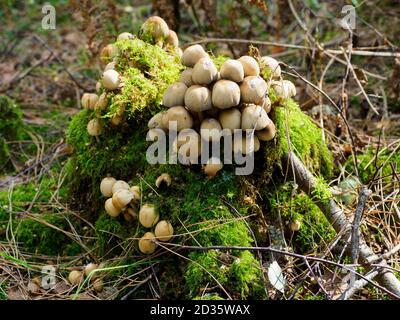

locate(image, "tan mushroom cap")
[[141, 16, 169, 40], [81, 93, 99, 110], [200, 118, 222, 142], [179, 68, 194, 87], [191, 57, 218, 85], [100, 44, 118, 61], [162, 82, 188, 107], [165, 30, 179, 48], [212, 80, 241, 109], [260, 56, 281, 78], [102, 69, 120, 90], [111, 180, 130, 194], [220, 59, 244, 82], [177, 130, 202, 164], [240, 76, 267, 104], [255, 121, 276, 141], [272, 80, 296, 98], [117, 32, 134, 41], [112, 189, 133, 210], [87, 119, 102, 136], [218, 108, 241, 132], [139, 204, 159, 228], [105, 198, 120, 217], [155, 173, 172, 188], [154, 220, 174, 242], [233, 134, 260, 154], [241, 104, 271, 130], [94, 92, 108, 111], [181, 44, 209, 67], [100, 177, 116, 197], [238, 56, 260, 77], [165, 106, 193, 131], [139, 232, 157, 254], [184, 85, 212, 112], [203, 157, 223, 178], [148, 111, 168, 130], [68, 270, 83, 286]]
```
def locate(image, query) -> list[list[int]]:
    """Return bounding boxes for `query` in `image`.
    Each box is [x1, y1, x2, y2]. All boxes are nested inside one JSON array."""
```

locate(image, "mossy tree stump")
[[66, 38, 334, 299]]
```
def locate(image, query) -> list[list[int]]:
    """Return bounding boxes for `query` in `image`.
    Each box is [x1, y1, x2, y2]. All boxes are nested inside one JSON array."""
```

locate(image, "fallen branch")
[[283, 152, 400, 298]]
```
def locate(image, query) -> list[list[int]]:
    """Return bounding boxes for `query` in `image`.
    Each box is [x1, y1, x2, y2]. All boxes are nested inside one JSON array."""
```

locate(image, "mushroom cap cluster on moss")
[[146, 45, 297, 178], [65, 20, 334, 299]]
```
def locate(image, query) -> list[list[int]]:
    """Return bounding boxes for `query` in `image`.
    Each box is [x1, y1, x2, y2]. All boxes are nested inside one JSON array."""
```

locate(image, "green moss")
[[345, 147, 400, 184], [0, 95, 24, 172], [265, 98, 333, 178], [230, 250, 264, 298], [266, 182, 336, 253], [15, 213, 68, 255]]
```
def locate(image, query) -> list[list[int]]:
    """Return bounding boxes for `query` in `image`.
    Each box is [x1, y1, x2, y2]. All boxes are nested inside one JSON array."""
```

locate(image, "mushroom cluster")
[[68, 262, 105, 293], [100, 173, 174, 255], [81, 16, 182, 137], [147, 45, 297, 177]]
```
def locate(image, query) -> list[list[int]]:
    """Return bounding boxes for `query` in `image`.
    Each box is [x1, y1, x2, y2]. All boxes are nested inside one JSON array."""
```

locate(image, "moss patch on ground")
[[0, 95, 25, 172]]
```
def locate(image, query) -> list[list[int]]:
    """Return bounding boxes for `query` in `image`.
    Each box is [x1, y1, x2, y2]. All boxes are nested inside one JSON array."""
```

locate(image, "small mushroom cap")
[[148, 111, 168, 130], [110, 115, 123, 126], [212, 80, 241, 109], [181, 44, 209, 67], [139, 204, 159, 228], [84, 263, 99, 277], [139, 232, 157, 254], [81, 93, 99, 110], [234, 135, 260, 154], [200, 118, 222, 142], [129, 185, 141, 201], [260, 96, 272, 113], [240, 76, 268, 104], [105, 198, 121, 217], [147, 128, 164, 141], [104, 61, 115, 71], [117, 32, 134, 41], [112, 189, 134, 210], [93, 279, 104, 293], [95, 81, 102, 92], [272, 80, 296, 98], [141, 16, 169, 40], [184, 85, 212, 112], [68, 270, 83, 286], [102, 69, 120, 90], [111, 180, 130, 194], [154, 220, 174, 241], [178, 68, 194, 87], [94, 92, 108, 111], [191, 57, 218, 85], [165, 30, 179, 47], [218, 108, 242, 132], [100, 177, 117, 197], [162, 82, 188, 107], [166, 106, 193, 131], [203, 157, 223, 178], [241, 104, 271, 130], [220, 59, 244, 82], [260, 56, 281, 78], [155, 173, 172, 188], [290, 220, 301, 231], [255, 122, 276, 141], [87, 119, 102, 136], [176, 130, 201, 164], [238, 56, 260, 76], [100, 44, 118, 61]]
